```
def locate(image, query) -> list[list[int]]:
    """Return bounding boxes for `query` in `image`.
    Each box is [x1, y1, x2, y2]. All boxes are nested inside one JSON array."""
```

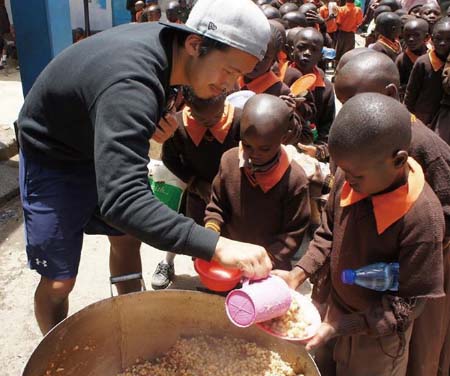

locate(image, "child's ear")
[[185, 34, 203, 57], [384, 83, 399, 100], [393, 150, 408, 168]]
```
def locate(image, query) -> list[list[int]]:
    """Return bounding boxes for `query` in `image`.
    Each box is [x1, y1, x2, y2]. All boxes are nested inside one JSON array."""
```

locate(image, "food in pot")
[[117, 335, 304, 376], [261, 295, 312, 339]]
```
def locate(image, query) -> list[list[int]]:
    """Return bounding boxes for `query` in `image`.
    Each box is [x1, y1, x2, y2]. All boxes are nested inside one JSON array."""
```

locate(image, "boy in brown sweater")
[[334, 51, 450, 376], [151, 89, 241, 289], [205, 94, 310, 270], [275, 93, 445, 375], [370, 12, 402, 62], [395, 18, 429, 99], [405, 18, 450, 125]]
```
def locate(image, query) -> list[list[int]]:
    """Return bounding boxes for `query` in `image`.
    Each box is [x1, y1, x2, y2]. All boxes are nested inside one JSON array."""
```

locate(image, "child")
[[151, 89, 241, 289], [420, 0, 442, 33], [205, 94, 310, 270], [238, 24, 291, 96], [134, 0, 145, 22], [280, 2, 299, 17], [370, 12, 402, 61], [148, 4, 162, 21], [276, 92, 445, 375], [395, 18, 429, 99], [264, 5, 282, 20], [284, 28, 336, 153], [432, 55, 450, 145], [319, 0, 338, 46], [334, 53, 450, 376], [177, 0, 192, 23], [283, 11, 308, 29], [364, 5, 391, 47], [166, 1, 181, 23], [335, 0, 363, 60], [405, 18, 450, 125]]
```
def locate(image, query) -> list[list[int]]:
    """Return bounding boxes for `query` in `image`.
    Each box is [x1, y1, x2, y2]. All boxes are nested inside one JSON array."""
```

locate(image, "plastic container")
[[322, 47, 336, 60], [225, 275, 292, 328], [226, 90, 255, 109], [342, 262, 399, 291], [194, 259, 242, 292]]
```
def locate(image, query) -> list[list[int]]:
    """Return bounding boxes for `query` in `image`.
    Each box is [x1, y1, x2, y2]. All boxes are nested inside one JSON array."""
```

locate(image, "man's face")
[[186, 44, 259, 99]]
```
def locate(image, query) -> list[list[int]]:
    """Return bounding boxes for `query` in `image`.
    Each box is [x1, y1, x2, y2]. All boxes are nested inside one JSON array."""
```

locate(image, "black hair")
[[378, 0, 400, 11], [280, 2, 299, 16], [374, 5, 392, 19], [375, 12, 402, 37], [264, 6, 282, 19], [176, 31, 230, 56], [329, 93, 411, 156], [283, 11, 308, 28], [433, 16, 450, 35]]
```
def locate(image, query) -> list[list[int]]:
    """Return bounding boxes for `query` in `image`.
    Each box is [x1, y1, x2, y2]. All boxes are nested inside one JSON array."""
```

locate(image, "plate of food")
[[257, 291, 321, 343]]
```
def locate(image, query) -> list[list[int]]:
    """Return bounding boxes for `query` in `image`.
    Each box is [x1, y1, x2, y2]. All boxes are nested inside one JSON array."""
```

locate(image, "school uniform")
[[205, 145, 311, 270], [283, 65, 336, 144], [404, 49, 444, 126], [238, 70, 291, 96], [162, 102, 240, 225], [297, 159, 445, 375], [335, 2, 363, 60], [396, 46, 428, 100], [370, 35, 402, 62], [319, 5, 338, 46]]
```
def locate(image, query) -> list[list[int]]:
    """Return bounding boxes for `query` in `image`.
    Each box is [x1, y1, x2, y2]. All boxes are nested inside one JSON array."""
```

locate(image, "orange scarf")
[[340, 158, 425, 234], [183, 102, 235, 146], [238, 71, 281, 94], [405, 48, 422, 64]]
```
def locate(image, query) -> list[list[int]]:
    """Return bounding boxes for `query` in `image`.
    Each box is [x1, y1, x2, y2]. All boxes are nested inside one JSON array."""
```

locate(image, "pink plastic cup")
[[225, 275, 292, 328]]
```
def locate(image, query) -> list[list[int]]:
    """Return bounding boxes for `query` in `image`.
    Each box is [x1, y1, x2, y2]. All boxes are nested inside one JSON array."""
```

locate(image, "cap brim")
[[158, 21, 203, 35]]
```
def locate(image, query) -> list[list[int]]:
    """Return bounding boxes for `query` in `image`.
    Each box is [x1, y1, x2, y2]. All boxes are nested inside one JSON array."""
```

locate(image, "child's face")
[[293, 32, 323, 71], [332, 150, 403, 195], [409, 5, 422, 17], [420, 4, 442, 27], [432, 24, 450, 59], [149, 10, 161, 21], [190, 98, 226, 128], [241, 131, 282, 166], [166, 9, 179, 22], [403, 23, 428, 50]]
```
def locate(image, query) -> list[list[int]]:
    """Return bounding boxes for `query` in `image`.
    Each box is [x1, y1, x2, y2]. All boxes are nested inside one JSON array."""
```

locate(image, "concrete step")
[[0, 155, 19, 206], [0, 126, 18, 162]]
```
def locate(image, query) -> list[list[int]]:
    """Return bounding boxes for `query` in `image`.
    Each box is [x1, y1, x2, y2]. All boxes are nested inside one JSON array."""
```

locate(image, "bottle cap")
[[341, 269, 356, 285]]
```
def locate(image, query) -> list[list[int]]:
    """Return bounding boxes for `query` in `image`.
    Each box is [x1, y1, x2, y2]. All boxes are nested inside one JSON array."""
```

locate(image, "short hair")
[[375, 12, 402, 33], [433, 17, 450, 36], [280, 2, 299, 15], [374, 5, 392, 19], [329, 93, 411, 155], [378, 0, 401, 11], [263, 6, 281, 19]]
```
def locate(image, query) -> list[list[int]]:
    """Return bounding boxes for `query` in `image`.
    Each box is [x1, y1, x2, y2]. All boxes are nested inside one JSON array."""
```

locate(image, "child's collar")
[[405, 46, 427, 63], [377, 35, 402, 54], [340, 157, 425, 234], [183, 102, 235, 146], [238, 143, 292, 193], [429, 48, 445, 72], [238, 71, 281, 94]]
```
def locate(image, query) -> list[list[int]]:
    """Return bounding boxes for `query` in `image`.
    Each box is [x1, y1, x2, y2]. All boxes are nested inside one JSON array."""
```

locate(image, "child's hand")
[[306, 10, 324, 25], [271, 267, 308, 290], [153, 113, 178, 143], [305, 321, 337, 351]]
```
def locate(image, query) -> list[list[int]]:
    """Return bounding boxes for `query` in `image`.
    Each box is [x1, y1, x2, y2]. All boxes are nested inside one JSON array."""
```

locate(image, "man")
[[17, 0, 272, 335]]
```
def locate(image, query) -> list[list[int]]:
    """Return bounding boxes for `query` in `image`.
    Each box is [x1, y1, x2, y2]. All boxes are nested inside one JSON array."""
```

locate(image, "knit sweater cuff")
[[183, 224, 219, 261]]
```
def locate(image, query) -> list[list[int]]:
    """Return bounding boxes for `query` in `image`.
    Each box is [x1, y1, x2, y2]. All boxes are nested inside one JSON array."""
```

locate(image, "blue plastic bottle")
[[341, 262, 399, 291]]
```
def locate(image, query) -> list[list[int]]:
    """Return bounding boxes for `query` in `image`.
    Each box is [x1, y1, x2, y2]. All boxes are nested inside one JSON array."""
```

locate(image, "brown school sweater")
[[370, 36, 402, 62], [396, 47, 427, 97], [205, 146, 310, 270], [405, 50, 445, 125], [283, 65, 335, 143], [297, 160, 445, 337], [161, 106, 241, 184]]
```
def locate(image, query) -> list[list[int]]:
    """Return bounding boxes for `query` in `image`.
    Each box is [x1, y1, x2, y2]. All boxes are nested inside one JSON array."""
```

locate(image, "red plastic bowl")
[[194, 259, 242, 292]]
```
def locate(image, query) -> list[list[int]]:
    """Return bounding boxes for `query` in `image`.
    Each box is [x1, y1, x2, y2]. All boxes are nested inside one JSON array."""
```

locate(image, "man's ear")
[[393, 150, 408, 168], [184, 34, 203, 57]]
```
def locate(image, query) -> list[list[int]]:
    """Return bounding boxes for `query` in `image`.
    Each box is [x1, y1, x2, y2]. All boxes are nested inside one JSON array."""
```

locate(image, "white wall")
[[69, 0, 112, 31]]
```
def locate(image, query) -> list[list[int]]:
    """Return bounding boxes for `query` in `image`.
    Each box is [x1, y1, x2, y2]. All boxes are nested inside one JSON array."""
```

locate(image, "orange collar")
[[429, 49, 445, 72], [377, 35, 402, 54], [278, 51, 288, 66], [278, 61, 289, 81], [183, 102, 235, 147], [340, 158, 425, 234], [239, 143, 291, 193], [405, 48, 422, 64], [238, 71, 281, 94]]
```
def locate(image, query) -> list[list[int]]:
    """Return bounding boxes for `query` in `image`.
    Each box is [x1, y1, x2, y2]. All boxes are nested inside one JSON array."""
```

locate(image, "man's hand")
[[305, 321, 337, 351], [271, 266, 308, 289], [213, 237, 272, 279], [152, 113, 178, 143]]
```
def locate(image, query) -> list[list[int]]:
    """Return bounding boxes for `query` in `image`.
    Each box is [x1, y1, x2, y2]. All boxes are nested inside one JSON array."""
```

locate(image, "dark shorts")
[[19, 150, 123, 280]]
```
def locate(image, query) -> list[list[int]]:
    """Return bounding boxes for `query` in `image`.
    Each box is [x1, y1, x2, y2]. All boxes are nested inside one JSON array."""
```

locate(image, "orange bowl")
[[194, 259, 242, 292]]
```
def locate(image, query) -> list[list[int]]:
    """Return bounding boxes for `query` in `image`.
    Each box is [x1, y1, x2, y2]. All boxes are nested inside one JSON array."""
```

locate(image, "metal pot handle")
[[109, 272, 147, 297]]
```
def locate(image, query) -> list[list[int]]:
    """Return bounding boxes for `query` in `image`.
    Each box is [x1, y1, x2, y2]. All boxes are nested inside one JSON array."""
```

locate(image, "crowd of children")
[[123, 0, 450, 374]]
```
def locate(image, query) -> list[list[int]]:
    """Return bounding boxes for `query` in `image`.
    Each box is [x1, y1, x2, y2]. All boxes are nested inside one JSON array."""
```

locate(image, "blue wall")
[[11, 0, 72, 96], [112, 0, 131, 26]]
